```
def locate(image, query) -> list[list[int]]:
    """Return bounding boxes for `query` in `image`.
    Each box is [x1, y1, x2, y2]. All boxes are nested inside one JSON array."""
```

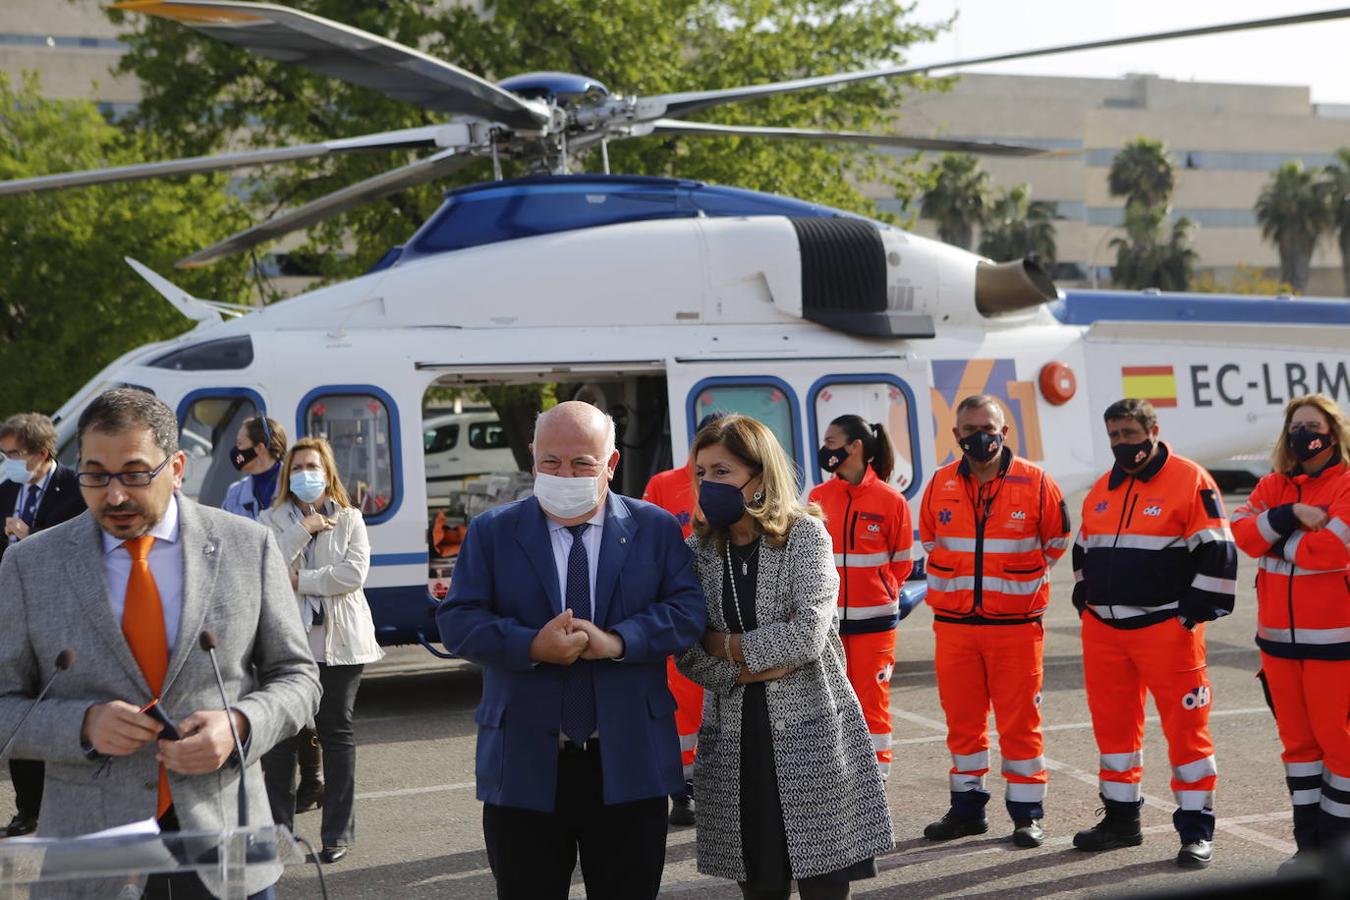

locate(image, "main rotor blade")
[[175, 147, 478, 268], [649, 7, 1350, 119], [116, 1, 549, 128], [647, 120, 1058, 156], [0, 124, 463, 196]]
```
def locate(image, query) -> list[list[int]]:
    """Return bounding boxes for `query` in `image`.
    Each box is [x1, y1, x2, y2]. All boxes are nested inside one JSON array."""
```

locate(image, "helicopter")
[[5, 2, 1350, 656]]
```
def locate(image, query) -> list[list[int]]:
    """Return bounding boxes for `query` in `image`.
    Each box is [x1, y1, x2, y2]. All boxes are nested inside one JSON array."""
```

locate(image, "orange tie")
[[121, 535, 172, 817]]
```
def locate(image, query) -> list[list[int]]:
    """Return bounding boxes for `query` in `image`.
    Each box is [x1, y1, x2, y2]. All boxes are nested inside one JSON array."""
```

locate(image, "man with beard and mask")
[[437, 400, 705, 900], [1072, 398, 1237, 870], [0, 412, 86, 837], [0, 388, 319, 899], [919, 394, 1069, 850]]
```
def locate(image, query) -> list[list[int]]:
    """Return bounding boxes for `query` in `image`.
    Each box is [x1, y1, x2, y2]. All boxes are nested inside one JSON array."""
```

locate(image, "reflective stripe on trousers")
[[1286, 760, 1324, 806], [838, 601, 900, 620]]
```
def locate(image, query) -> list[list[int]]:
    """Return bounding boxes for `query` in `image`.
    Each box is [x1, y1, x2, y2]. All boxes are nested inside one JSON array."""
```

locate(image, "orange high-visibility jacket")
[[642, 465, 695, 539], [919, 448, 1070, 624], [1073, 443, 1238, 630], [809, 468, 915, 634], [1232, 461, 1350, 660]]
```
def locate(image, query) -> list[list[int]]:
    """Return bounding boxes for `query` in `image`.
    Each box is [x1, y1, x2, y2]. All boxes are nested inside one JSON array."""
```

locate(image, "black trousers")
[[8, 758, 42, 818], [262, 663, 363, 847], [142, 807, 276, 900], [482, 743, 667, 900]]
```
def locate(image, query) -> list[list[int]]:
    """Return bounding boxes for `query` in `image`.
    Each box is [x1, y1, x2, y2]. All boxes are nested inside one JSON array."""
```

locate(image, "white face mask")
[[1, 458, 31, 485], [533, 472, 603, 519]]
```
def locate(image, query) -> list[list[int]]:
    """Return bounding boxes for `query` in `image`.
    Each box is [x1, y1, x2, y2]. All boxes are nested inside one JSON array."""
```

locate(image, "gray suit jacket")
[[0, 495, 321, 897]]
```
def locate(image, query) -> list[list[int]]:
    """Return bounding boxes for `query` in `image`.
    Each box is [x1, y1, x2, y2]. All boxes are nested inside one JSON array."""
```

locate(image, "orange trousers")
[[1261, 654, 1350, 830], [1081, 614, 1217, 812], [667, 656, 703, 781], [841, 630, 897, 778], [934, 620, 1046, 812]]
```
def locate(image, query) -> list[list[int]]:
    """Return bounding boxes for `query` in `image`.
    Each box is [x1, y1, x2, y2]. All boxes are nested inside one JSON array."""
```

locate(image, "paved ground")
[[1, 491, 1318, 897]]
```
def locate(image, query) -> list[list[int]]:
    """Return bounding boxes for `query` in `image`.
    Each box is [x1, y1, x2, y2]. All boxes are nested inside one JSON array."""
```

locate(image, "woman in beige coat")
[[259, 437, 383, 863]]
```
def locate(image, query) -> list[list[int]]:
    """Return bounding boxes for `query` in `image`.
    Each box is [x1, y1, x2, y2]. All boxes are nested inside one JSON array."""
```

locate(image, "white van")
[[423, 412, 519, 498]]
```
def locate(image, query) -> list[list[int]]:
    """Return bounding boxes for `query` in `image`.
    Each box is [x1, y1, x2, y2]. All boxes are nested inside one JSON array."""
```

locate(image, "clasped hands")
[[529, 609, 625, 664], [81, 701, 249, 774], [701, 630, 791, 684]]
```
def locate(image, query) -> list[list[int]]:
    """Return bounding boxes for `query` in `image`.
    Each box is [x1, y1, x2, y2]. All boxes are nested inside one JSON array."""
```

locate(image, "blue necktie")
[[19, 484, 39, 527], [560, 523, 596, 745]]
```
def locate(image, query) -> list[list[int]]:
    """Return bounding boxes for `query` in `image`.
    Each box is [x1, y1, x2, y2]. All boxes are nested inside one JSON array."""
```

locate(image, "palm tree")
[[1255, 160, 1332, 293], [1109, 203, 1197, 291], [1109, 138, 1175, 209], [919, 153, 989, 250], [976, 184, 1058, 266], [1321, 148, 1350, 295]]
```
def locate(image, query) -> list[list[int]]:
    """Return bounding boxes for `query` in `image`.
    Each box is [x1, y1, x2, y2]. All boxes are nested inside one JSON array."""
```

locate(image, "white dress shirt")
[[101, 494, 185, 651], [545, 505, 605, 618]]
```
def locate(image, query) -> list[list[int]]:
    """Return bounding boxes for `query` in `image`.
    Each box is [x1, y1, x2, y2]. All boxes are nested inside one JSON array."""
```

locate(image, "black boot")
[[1292, 803, 1321, 854], [924, 789, 990, 841], [296, 726, 325, 813], [1073, 796, 1144, 851], [668, 780, 695, 827]]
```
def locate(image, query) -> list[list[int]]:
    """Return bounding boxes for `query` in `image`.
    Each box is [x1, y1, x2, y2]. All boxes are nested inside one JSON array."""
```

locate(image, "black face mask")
[[958, 431, 1002, 463], [1112, 439, 1154, 471], [1288, 426, 1332, 462], [230, 445, 258, 471], [817, 444, 847, 474]]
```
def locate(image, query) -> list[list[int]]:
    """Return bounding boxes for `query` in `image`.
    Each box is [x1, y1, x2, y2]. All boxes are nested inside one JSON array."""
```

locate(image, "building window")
[[305, 393, 395, 519], [810, 378, 918, 494]]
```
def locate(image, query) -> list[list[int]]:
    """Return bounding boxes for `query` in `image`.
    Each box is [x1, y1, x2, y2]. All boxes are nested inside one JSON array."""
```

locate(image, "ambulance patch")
[[1142, 504, 1162, 517], [1181, 685, 1212, 710], [1094, 501, 1108, 513], [1010, 510, 1027, 520], [938, 508, 953, 525], [877, 663, 894, 684]]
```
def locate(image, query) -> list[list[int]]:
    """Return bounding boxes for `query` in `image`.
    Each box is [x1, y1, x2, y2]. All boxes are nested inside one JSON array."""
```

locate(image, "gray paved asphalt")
[[1, 491, 1320, 897]]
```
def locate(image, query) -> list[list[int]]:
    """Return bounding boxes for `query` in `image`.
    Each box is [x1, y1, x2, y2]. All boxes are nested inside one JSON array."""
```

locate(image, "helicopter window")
[[305, 392, 395, 520], [424, 423, 459, 453], [149, 336, 254, 371], [177, 393, 261, 507], [810, 377, 918, 497], [691, 381, 800, 470], [467, 422, 508, 450]]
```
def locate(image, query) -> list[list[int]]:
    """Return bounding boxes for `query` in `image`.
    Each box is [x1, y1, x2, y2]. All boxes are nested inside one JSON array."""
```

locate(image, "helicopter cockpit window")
[[692, 382, 800, 470], [305, 393, 395, 520], [412, 186, 691, 253], [149, 336, 254, 371], [811, 378, 917, 497], [178, 395, 259, 506]]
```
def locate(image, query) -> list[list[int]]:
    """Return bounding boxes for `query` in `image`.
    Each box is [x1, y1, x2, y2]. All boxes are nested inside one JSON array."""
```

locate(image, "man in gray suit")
[[0, 388, 320, 900]]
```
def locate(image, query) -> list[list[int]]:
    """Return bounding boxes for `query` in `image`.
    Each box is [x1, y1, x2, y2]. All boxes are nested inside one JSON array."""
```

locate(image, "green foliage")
[[918, 152, 988, 250], [975, 184, 1056, 266], [1109, 203, 1196, 291], [1108, 137, 1174, 209], [1189, 264, 1290, 295], [1254, 160, 1332, 294], [0, 72, 254, 418], [1319, 148, 1350, 296], [112, 0, 948, 280]]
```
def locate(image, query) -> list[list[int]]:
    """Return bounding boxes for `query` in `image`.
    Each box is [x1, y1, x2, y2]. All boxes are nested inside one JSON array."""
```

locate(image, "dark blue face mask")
[[699, 477, 755, 529], [958, 430, 1003, 464]]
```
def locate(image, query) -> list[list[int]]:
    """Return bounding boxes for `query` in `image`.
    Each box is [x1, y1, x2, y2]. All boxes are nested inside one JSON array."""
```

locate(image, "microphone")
[[0, 649, 75, 760], [198, 631, 248, 829]]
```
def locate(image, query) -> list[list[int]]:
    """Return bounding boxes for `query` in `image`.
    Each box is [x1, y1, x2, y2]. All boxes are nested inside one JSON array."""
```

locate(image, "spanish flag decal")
[[1121, 366, 1179, 408]]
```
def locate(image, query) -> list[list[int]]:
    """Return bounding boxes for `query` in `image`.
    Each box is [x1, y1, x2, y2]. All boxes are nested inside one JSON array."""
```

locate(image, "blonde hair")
[[1272, 393, 1350, 474], [690, 414, 818, 548], [274, 436, 353, 509]]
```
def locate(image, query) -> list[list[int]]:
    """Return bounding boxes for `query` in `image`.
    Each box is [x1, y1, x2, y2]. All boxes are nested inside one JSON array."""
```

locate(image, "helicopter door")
[[175, 387, 267, 507], [665, 355, 930, 501]]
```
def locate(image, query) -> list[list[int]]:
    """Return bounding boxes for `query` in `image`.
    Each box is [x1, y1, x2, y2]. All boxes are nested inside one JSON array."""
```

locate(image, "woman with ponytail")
[[807, 415, 915, 780]]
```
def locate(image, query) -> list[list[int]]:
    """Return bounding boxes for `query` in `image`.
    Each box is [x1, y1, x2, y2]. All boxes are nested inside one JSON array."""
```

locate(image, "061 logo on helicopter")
[[932, 358, 1044, 464]]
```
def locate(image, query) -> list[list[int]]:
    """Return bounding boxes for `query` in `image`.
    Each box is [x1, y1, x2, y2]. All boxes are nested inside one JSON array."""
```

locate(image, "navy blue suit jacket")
[[436, 491, 706, 812]]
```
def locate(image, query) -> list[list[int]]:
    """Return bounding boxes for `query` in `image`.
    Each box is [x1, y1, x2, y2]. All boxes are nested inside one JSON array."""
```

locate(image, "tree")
[[1254, 160, 1332, 293], [976, 184, 1057, 266], [1321, 148, 1350, 296], [0, 73, 254, 418], [1189, 264, 1290, 295], [1108, 137, 1175, 209], [110, 0, 947, 279], [1109, 203, 1197, 291], [919, 153, 989, 250]]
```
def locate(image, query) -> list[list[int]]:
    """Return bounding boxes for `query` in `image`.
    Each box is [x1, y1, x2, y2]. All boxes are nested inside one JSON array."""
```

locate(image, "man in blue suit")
[[437, 400, 705, 900]]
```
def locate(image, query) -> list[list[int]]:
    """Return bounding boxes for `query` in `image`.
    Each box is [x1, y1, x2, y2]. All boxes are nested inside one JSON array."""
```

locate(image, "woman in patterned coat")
[[677, 415, 893, 900]]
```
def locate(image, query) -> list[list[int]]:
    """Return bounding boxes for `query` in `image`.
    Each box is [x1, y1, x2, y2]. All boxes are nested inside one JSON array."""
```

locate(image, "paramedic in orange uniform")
[[1232, 394, 1350, 868], [808, 415, 914, 780], [919, 395, 1070, 850], [641, 413, 723, 825], [1072, 398, 1237, 870]]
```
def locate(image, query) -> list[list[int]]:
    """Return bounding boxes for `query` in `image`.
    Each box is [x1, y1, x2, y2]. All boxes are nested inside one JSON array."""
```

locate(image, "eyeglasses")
[[77, 455, 172, 488]]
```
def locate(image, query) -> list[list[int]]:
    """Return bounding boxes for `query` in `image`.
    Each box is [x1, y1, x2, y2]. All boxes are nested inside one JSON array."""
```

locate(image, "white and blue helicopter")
[[5, 2, 1350, 656]]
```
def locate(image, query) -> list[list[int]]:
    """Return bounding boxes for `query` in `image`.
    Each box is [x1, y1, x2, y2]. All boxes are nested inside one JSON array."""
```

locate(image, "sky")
[[903, 1, 1350, 105]]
